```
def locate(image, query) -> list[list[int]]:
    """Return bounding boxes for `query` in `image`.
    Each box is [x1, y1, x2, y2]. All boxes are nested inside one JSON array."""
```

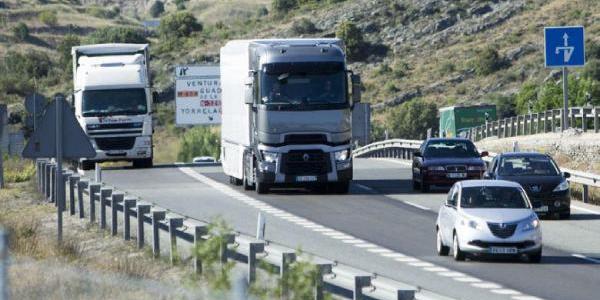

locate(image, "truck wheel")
[[229, 176, 242, 186], [254, 167, 269, 194], [80, 160, 95, 171], [243, 175, 254, 190], [559, 210, 570, 220], [331, 181, 350, 194], [133, 158, 153, 168]]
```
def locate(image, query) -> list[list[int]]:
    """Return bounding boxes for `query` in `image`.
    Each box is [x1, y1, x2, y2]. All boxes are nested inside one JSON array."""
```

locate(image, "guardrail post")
[[151, 210, 166, 258], [49, 164, 56, 203], [68, 175, 80, 216], [353, 275, 372, 300], [280, 252, 296, 296], [77, 180, 88, 218], [582, 109, 588, 132], [220, 234, 235, 264], [99, 188, 112, 230], [88, 183, 101, 224], [247, 241, 265, 283], [95, 163, 102, 183], [111, 193, 124, 236], [0, 228, 8, 300], [123, 197, 137, 241], [315, 263, 332, 300], [594, 107, 599, 133], [193, 225, 208, 274], [570, 108, 576, 130], [168, 217, 184, 264], [136, 204, 151, 248], [44, 163, 51, 199], [61, 171, 71, 212], [582, 184, 589, 204]]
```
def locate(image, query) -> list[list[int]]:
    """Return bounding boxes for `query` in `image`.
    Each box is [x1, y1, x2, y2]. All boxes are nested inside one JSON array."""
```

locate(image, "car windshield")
[[423, 140, 480, 158], [260, 62, 347, 107], [460, 186, 530, 209], [498, 156, 559, 176], [82, 88, 147, 117]]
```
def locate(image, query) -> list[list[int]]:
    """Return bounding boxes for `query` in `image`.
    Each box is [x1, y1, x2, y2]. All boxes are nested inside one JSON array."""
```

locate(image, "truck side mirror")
[[244, 76, 254, 105], [351, 74, 361, 104]]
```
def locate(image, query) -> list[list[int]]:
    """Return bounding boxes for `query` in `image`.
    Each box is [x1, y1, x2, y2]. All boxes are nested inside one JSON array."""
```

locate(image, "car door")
[[441, 184, 459, 242]]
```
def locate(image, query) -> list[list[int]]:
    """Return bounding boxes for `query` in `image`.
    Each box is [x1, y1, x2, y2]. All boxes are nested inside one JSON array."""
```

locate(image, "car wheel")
[[453, 233, 465, 261], [412, 180, 420, 191], [528, 249, 542, 263], [436, 229, 449, 256], [559, 210, 570, 220]]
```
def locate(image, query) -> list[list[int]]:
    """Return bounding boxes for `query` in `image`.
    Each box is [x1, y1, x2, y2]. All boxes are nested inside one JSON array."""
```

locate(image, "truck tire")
[[243, 175, 254, 190], [254, 167, 269, 194], [80, 160, 95, 171], [133, 158, 153, 168]]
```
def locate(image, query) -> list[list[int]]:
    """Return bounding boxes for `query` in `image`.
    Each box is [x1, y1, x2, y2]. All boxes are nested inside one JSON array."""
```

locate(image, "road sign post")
[[544, 26, 585, 131]]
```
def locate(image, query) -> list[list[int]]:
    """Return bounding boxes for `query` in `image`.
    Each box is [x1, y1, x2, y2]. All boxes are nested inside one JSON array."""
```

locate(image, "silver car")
[[436, 180, 542, 263]]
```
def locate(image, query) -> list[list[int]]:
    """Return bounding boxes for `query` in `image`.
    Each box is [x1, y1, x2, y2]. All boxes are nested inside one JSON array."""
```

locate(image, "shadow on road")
[[467, 254, 599, 265], [352, 179, 450, 195]]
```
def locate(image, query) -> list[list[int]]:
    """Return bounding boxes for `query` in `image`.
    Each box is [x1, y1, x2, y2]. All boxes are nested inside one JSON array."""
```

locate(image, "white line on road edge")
[[402, 200, 430, 211], [571, 205, 600, 215], [572, 253, 600, 264], [178, 167, 535, 300]]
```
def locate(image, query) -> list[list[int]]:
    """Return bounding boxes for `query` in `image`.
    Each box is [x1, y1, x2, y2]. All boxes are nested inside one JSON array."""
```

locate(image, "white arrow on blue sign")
[[544, 26, 585, 68]]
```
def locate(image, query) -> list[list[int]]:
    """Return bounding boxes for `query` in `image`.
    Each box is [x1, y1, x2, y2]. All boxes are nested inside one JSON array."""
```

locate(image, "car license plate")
[[447, 173, 467, 179], [534, 206, 549, 212], [489, 247, 518, 254], [296, 176, 317, 182]]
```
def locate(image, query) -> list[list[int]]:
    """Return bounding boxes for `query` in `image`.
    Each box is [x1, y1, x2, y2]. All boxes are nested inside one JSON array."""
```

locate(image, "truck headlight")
[[334, 149, 350, 161], [521, 215, 540, 232], [427, 166, 445, 171], [261, 151, 279, 163], [553, 179, 569, 192]]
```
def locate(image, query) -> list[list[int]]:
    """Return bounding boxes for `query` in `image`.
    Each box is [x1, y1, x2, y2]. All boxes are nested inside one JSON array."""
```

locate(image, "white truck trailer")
[[220, 39, 361, 194], [71, 44, 154, 169]]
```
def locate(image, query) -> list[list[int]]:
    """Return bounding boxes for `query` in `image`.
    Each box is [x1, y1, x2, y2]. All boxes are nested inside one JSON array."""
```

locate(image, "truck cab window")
[[82, 88, 147, 117]]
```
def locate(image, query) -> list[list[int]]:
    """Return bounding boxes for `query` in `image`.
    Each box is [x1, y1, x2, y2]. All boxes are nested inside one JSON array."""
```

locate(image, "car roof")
[[458, 180, 522, 189], [498, 152, 549, 158]]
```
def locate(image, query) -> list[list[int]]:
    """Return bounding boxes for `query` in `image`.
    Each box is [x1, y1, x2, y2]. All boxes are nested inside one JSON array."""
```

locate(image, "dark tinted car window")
[[461, 186, 530, 209], [423, 140, 479, 158], [498, 156, 559, 176]]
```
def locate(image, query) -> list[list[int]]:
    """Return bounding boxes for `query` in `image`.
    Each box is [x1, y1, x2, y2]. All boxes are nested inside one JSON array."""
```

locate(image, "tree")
[[473, 47, 507, 76], [386, 100, 438, 139], [488, 93, 516, 118], [177, 127, 221, 162], [13, 22, 29, 41], [272, 0, 298, 15], [57, 34, 80, 73], [158, 12, 202, 39], [515, 81, 538, 114], [335, 20, 364, 61], [86, 27, 148, 44], [149, 1, 165, 18]]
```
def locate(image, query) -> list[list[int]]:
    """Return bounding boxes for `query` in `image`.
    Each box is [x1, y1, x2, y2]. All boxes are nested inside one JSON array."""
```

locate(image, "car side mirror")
[[244, 76, 254, 105], [480, 151, 489, 157], [413, 150, 421, 157], [563, 171, 571, 179], [351, 74, 361, 104]]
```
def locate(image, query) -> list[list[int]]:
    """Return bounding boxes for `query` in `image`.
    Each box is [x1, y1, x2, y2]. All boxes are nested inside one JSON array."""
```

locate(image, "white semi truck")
[[220, 39, 361, 194], [71, 44, 154, 170]]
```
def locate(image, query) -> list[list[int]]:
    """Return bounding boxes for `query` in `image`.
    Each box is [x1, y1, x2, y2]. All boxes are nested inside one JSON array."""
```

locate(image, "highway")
[[96, 158, 600, 300]]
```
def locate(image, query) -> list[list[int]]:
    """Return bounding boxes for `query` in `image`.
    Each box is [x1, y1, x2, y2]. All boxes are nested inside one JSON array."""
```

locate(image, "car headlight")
[[427, 166, 445, 171], [467, 165, 486, 171], [334, 149, 350, 161], [521, 215, 540, 232], [460, 218, 482, 230], [553, 179, 569, 192], [261, 151, 279, 163]]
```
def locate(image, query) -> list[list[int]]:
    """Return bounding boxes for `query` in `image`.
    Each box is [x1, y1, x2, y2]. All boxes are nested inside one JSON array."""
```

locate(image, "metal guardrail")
[[34, 159, 443, 300], [353, 140, 600, 203], [467, 106, 600, 142]]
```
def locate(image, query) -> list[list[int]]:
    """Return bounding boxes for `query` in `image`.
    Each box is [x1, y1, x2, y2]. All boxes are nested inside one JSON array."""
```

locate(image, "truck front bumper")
[[82, 136, 152, 163]]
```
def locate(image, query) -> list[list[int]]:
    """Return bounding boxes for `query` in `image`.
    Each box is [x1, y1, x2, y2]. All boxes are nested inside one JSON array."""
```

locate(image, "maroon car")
[[412, 138, 487, 192]]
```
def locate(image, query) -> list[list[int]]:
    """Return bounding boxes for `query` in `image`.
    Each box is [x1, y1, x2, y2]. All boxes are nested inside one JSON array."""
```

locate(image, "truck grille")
[[446, 165, 467, 172], [281, 150, 330, 175], [284, 134, 327, 144], [95, 137, 136, 151], [487, 222, 518, 239]]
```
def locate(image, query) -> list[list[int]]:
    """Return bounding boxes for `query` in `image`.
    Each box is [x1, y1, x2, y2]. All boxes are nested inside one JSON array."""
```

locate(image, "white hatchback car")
[[436, 180, 542, 262]]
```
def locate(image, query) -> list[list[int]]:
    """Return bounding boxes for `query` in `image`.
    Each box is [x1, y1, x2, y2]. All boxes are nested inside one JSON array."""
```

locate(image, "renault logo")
[[499, 223, 506, 229], [302, 153, 310, 161]]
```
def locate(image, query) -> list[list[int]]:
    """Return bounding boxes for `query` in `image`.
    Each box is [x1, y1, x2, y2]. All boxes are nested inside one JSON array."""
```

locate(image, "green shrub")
[[473, 47, 508, 76], [149, 1, 165, 18], [87, 6, 120, 19], [386, 99, 438, 139], [335, 20, 364, 61], [38, 10, 58, 26], [158, 12, 202, 39], [488, 93, 516, 118], [515, 81, 537, 114], [515, 78, 600, 114], [13, 22, 29, 41], [86, 27, 148, 44], [0, 50, 53, 95], [439, 61, 456, 76], [291, 18, 318, 34], [582, 58, 600, 81], [57, 34, 80, 73], [272, 0, 298, 15], [194, 217, 235, 290], [3, 156, 36, 183], [256, 6, 269, 17], [392, 60, 410, 79], [177, 127, 220, 162], [174, 0, 188, 10]]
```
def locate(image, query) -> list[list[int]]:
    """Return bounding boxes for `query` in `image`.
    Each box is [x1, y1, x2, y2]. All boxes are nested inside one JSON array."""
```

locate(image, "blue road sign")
[[544, 26, 585, 68]]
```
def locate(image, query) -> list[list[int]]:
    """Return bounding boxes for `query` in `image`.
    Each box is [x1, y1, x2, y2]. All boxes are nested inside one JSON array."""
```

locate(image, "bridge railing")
[[467, 106, 600, 142], [353, 140, 600, 203]]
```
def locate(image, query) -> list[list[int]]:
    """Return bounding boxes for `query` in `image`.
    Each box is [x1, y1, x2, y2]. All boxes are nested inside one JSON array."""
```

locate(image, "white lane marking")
[[572, 253, 600, 264], [178, 167, 533, 299], [402, 200, 430, 211], [355, 183, 376, 193], [571, 205, 600, 215], [491, 289, 521, 295], [511, 296, 544, 300], [472, 282, 502, 289]]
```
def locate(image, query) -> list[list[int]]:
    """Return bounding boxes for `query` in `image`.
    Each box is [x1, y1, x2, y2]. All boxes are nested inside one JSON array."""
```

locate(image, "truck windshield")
[[260, 62, 347, 108], [82, 88, 147, 117]]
